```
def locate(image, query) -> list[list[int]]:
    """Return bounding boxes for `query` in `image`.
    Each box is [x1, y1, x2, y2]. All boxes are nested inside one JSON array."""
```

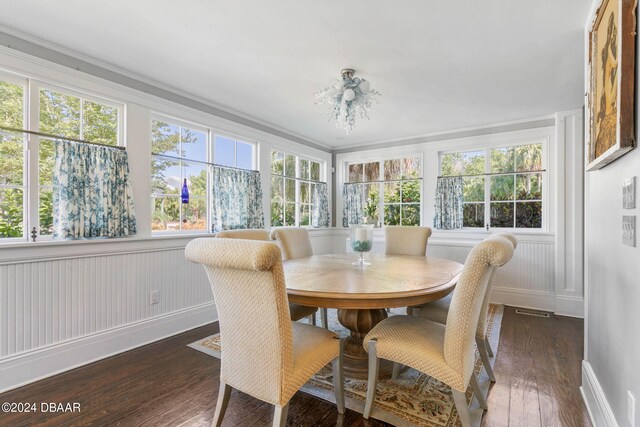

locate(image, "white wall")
[[581, 4, 640, 426]]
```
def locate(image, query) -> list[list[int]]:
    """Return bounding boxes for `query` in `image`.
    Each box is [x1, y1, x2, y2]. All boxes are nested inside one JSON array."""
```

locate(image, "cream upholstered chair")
[[185, 238, 345, 427], [410, 233, 517, 383], [384, 226, 432, 315], [215, 229, 319, 326], [270, 227, 329, 329], [384, 226, 432, 256], [362, 236, 514, 426]]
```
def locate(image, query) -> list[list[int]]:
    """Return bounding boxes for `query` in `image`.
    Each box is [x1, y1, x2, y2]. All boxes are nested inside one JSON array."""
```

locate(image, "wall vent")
[[515, 308, 551, 318]]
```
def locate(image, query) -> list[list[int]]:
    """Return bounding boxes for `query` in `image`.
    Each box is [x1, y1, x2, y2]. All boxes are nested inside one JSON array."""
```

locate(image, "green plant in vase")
[[363, 194, 379, 226]]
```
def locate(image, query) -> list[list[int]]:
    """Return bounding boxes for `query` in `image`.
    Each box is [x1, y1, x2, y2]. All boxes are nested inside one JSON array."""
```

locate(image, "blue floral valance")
[[312, 182, 330, 227], [342, 183, 365, 227], [53, 140, 137, 240], [211, 166, 264, 232], [433, 176, 463, 230]]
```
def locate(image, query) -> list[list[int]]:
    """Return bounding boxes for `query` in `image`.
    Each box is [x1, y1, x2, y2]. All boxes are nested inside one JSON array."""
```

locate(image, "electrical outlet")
[[150, 290, 160, 305], [629, 391, 636, 427]]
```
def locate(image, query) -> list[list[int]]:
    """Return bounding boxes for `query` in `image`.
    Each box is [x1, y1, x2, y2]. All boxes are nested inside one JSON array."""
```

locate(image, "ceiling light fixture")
[[315, 69, 380, 134]]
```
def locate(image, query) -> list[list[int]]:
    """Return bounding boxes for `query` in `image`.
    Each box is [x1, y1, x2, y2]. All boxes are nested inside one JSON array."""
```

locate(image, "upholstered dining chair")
[[384, 226, 432, 256], [216, 229, 319, 326], [185, 238, 345, 427], [362, 236, 514, 426], [270, 227, 329, 329], [410, 233, 517, 383], [384, 226, 433, 315]]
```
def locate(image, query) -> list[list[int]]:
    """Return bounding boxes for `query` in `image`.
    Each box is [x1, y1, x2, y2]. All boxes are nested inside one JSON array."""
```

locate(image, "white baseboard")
[[0, 303, 217, 394], [490, 287, 584, 318], [490, 287, 555, 312], [581, 360, 619, 427], [555, 295, 585, 318]]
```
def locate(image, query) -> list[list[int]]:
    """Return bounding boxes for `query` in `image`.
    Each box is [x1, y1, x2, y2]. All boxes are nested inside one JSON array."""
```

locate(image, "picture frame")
[[623, 177, 636, 208], [586, 0, 637, 171]]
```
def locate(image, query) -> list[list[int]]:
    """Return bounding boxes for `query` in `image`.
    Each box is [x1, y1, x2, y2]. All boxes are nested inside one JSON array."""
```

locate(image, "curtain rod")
[[437, 170, 546, 179], [0, 125, 126, 150], [152, 152, 257, 172], [344, 177, 423, 185]]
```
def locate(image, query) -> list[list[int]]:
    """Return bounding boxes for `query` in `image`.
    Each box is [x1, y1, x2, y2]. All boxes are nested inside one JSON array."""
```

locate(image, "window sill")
[[0, 233, 215, 265]]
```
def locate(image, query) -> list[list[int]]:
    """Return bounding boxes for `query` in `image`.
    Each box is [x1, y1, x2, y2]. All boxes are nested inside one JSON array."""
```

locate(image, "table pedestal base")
[[337, 308, 393, 380]]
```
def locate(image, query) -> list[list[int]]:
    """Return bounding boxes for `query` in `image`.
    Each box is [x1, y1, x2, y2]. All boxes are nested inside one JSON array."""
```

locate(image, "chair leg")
[[332, 338, 345, 414], [451, 389, 472, 427], [391, 362, 401, 380], [211, 382, 232, 427], [476, 337, 496, 382], [363, 340, 380, 419], [485, 336, 494, 357], [321, 308, 329, 329], [470, 373, 488, 410], [273, 404, 289, 427], [309, 313, 316, 326]]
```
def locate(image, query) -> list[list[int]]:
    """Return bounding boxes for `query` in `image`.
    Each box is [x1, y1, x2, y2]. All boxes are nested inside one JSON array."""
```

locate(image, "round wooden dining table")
[[283, 253, 463, 379]]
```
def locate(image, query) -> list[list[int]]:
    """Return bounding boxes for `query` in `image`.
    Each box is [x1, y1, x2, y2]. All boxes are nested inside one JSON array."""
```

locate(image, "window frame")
[[213, 132, 258, 170], [0, 72, 28, 242], [344, 154, 424, 227], [439, 138, 548, 232], [0, 71, 125, 243], [270, 149, 325, 228], [150, 114, 212, 236]]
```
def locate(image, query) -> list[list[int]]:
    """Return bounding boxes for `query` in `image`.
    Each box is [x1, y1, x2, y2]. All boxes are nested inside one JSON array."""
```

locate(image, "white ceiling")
[[0, 0, 591, 148]]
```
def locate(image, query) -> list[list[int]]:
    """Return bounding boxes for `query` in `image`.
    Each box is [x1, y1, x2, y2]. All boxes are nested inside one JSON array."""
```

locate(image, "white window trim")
[[151, 113, 211, 236], [438, 136, 549, 232], [342, 153, 425, 227], [269, 149, 326, 228]]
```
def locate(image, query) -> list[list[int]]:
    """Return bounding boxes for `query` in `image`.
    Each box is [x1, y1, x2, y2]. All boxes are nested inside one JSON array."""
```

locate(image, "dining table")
[[283, 253, 463, 379]]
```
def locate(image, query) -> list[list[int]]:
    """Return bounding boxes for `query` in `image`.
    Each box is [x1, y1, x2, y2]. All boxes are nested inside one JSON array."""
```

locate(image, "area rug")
[[189, 305, 503, 427]]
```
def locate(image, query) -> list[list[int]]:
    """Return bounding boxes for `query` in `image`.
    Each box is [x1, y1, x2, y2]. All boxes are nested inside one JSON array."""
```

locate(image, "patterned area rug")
[[189, 305, 503, 427]]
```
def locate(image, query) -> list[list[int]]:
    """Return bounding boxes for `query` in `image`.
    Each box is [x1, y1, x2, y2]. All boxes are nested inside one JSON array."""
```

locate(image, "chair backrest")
[[270, 227, 313, 260], [475, 233, 517, 338], [443, 236, 514, 384], [384, 226, 432, 256], [216, 229, 269, 241], [185, 238, 292, 405]]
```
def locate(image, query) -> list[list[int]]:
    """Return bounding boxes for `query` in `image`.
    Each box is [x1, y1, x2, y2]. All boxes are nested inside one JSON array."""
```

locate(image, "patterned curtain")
[[211, 166, 264, 232], [433, 176, 464, 230], [342, 183, 365, 227], [53, 140, 137, 240], [312, 182, 330, 227]]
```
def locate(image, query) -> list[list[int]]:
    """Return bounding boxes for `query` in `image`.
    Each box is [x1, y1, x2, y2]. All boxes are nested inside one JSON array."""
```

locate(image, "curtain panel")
[[433, 176, 464, 230], [211, 166, 264, 232], [53, 140, 137, 240], [312, 182, 330, 227], [342, 183, 365, 227]]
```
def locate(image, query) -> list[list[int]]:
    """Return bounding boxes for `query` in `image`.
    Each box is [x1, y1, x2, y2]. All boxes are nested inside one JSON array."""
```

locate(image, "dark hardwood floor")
[[0, 307, 590, 426]]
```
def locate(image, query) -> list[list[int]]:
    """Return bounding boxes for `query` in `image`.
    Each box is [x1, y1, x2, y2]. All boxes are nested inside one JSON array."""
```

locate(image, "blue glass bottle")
[[181, 178, 189, 204]]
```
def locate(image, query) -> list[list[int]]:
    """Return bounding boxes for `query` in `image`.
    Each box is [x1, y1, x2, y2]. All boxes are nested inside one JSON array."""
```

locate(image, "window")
[[440, 143, 544, 229], [346, 156, 422, 226], [0, 74, 121, 242], [0, 78, 26, 240], [38, 87, 119, 236], [151, 118, 209, 232], [214, 135, 255, 169], [270, 150, 322, 227], [151, 118, 258, 233]]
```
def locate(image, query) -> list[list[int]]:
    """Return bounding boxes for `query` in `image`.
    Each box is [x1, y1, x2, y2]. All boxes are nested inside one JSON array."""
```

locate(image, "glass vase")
[[350, 224, 374, 266]]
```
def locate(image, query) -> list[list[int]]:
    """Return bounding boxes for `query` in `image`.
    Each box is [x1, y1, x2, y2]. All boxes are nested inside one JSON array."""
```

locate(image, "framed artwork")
[[622, 215, 636, 246], [623, 177, 636, 208], [586, 0, 637, 171]]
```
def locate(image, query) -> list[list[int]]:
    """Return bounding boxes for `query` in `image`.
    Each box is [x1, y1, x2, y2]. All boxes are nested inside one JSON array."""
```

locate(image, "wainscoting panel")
[[0, 247, 212, 360]]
